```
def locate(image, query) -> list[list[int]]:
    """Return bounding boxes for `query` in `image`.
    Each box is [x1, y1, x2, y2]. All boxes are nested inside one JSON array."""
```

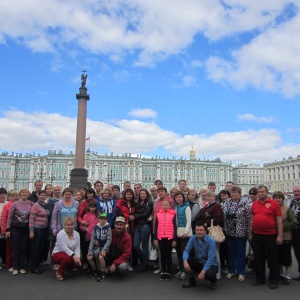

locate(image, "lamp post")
[[106, 170, 115, 184]]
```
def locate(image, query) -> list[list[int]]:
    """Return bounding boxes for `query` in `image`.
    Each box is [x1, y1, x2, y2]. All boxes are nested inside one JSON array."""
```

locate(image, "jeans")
[[227, 236, 247, 275], [133, 224, 151, 268], [30, 227, 48, 271]]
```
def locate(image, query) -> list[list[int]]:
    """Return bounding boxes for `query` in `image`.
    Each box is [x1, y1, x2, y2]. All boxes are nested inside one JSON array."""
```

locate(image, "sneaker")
[[82, 263, 89, 270], [282, 277, 291, 285], [19, 269, 27, 274], [127, 264, 133, 272], [89, 271, 97, 279], [221, 267, 228, 275], [172, 248, 176, 253], [154, 268, 162, 274], [97, 273, 106, 282], [216, 272, 221, 280], [39, 260, 49, 266], [174, 271, 181, 278], [180, 271, 187, 280], [164, 273, 171, 280], [238, 275, 245, 281], [226, 273, 235, 279], [160, 273, 166, 280], [12, 270, 19, 276], [8, 268, 14, 272], [52, 264, 59, 271]]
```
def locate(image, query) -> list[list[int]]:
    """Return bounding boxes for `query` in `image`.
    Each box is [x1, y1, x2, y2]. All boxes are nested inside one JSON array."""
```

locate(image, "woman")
[[170, 187, 179, 200], [187, 189, 201, 231], [199, 187, 208, 206], [218, 189, 231, 275], [273, 191, 297, 284], [133, 189, 153, 272], [52, 216, 81, 280], [29, 190, 50, 274], [51, 188, 79, 236], [195, 190, 223, 279], [44, 184, 53, 202], [115, 188, 136, 235], [173, 191, 192, 280], [6, 188, 33, 275], [222, 186, 251, 281]]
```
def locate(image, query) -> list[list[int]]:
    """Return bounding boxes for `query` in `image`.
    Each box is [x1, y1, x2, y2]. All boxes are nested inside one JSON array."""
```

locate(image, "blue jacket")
[[97, 198, 116, 227]]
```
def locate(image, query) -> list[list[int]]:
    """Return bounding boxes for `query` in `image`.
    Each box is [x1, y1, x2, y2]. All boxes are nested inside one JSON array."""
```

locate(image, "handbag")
[[207, 219, 225, 243], [247, 245, 255, 269], [149, 246, 157, 261]]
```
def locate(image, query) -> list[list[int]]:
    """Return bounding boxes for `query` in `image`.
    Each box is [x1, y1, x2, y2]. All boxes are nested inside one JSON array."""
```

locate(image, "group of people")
[[0, 179, 300, 291]]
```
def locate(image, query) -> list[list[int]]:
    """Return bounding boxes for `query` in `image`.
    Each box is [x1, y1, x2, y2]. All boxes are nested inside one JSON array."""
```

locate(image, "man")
[[28, 180, 43, 202], [134, 183, 142, 200], [207, 182, 216, 192], [0, 187, 8, 269], [290, 185, 300, 280], [111, 185, 121, 201], [182, 223, 219, 290], [178, 179, 187, 194], [122, 181, 131, 196], [225, 181, 234, 192], [249, 185, 283, 289], [107, 216, 132, 276], [94, 180, 104, 201]]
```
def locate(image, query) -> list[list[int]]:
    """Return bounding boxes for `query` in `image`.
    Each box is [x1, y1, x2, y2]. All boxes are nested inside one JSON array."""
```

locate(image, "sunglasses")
[[249, 193, 257, 195]]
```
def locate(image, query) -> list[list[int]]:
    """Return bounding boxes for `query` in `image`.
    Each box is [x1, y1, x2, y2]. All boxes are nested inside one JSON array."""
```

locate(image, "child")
[[87, 212, 112, 282], [154, 199, 177, 280], [80, 201, 99, 264]]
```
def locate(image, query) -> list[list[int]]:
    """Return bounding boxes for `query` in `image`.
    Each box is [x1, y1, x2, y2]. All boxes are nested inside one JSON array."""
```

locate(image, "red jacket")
[[110, 228, 132, 267], [115, 199, 136, 234], [1, 201, 13, 235]]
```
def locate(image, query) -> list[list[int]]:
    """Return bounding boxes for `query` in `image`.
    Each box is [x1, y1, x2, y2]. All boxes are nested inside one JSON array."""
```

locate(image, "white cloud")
[[128, 108, 157, 119], [205, 4, 300, 97], [1, 109, 300, 165], [236, 113, 274, 123], [182, 75, 196, 87]]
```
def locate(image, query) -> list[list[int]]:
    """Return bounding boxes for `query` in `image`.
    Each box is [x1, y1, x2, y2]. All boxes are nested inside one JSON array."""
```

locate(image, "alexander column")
[[69, 70, 90, 190]]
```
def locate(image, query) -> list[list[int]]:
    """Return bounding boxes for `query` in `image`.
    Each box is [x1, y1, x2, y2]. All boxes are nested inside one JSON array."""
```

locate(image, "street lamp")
[[106, 170, 115, 184], [49, 174, 55, 184]]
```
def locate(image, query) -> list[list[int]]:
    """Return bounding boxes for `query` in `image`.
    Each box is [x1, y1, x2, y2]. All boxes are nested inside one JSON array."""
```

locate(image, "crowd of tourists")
[[0, 179, 300, 291]]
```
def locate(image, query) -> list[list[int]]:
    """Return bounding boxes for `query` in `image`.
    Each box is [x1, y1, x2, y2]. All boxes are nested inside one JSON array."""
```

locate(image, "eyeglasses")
[[249, 193, 257, 195]]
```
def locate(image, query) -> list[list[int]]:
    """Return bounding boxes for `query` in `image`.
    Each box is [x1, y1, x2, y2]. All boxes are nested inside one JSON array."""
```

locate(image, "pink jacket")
[[156, 208, 176, 240], [80, 212, 98, 241]]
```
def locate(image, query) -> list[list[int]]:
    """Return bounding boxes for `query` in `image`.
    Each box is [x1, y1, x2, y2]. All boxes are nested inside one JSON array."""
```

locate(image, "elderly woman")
[[51, 188, 79, 236], [273, 191, 298, 285], [222, 186, 251, 281], [6, 188, 33, 275], [52, 216, 81, 280], [195, 190, 223, 279]]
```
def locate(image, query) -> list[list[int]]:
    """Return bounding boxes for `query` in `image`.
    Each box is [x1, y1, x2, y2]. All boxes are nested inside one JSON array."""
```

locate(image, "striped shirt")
[[29, 201, 50, 232]]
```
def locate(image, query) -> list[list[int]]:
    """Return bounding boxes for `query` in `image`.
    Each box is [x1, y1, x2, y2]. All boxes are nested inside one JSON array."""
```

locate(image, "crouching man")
[[107, 216, 132, 277], [182, 222, 219, 290]]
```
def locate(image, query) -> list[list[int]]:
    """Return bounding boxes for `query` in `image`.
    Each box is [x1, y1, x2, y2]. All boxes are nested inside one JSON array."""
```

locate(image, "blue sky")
[[1, 1, 300, 165]]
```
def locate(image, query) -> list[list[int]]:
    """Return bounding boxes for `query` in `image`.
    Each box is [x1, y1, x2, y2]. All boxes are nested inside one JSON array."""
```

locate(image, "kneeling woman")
[[52, 216, 81, 280]]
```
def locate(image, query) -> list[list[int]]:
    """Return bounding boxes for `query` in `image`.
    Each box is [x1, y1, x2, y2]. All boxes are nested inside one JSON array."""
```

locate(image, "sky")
[[1, 0, 300, 166]]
